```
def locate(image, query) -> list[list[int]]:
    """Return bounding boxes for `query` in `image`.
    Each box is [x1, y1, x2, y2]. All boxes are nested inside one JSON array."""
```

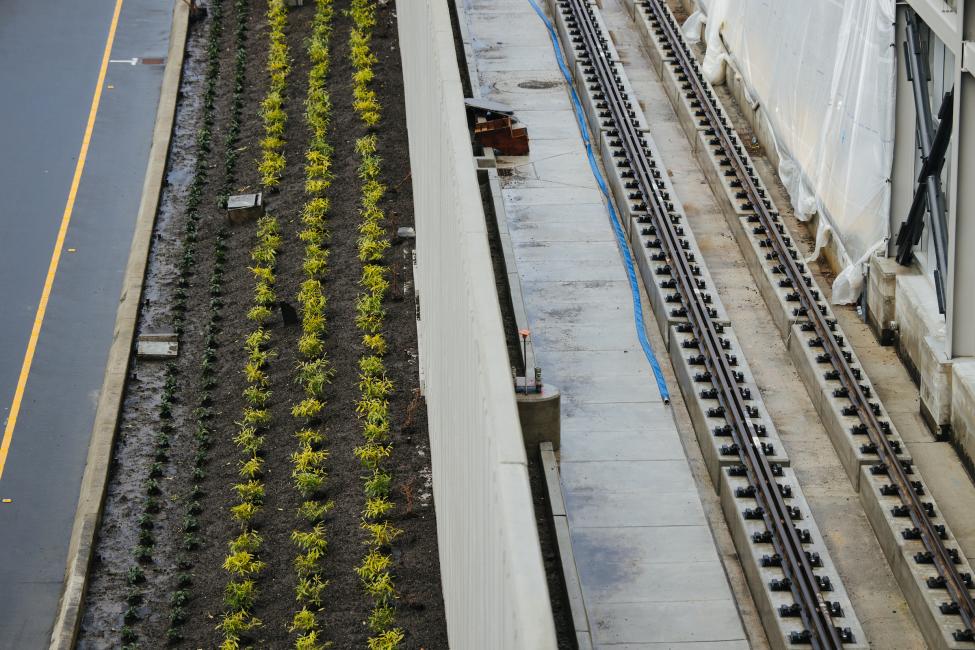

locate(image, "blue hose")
[[526, 0, 671, 403]]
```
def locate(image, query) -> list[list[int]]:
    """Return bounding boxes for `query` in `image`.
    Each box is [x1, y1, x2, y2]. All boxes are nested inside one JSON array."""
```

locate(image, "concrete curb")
[[539, 443, 593, 650], [48, 2, 189, 647]]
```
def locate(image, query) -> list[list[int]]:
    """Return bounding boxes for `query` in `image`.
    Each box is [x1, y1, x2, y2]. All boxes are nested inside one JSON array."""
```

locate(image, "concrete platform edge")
[[48, 3, 189, 647], [541, 442, 593, 647]]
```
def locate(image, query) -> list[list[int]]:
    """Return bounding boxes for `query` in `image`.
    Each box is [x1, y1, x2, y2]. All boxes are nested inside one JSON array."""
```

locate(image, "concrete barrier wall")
[[395, 2, 559, 648]]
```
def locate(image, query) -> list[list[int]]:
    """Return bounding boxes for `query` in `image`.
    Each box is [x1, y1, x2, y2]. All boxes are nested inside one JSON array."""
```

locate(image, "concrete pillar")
[[515, 384, 561, 451], [946, 0, 975, 357]]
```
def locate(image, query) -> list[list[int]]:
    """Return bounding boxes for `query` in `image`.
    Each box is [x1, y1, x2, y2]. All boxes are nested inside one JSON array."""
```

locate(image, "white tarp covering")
[[686, 0, 896, 303]]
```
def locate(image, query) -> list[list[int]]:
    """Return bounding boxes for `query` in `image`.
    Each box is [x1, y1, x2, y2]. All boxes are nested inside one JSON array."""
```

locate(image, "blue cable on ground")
[[526, 0, 671, 403]]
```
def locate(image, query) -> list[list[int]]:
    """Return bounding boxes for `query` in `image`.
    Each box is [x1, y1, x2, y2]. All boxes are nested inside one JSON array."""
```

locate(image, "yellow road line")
[[0, 0, 125, 481]]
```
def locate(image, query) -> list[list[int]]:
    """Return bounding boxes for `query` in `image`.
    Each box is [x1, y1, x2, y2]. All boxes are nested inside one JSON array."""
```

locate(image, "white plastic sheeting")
[[686, 0, 896, 303]]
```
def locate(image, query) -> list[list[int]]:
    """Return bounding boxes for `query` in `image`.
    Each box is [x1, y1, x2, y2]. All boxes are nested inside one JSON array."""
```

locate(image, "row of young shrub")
[[257, 0, 290, 189], [218, 215, 280, 650], [348, 2, 405, 649], [163, 0, 251, 643], [218, 1, 291, 647], [287, 1, 336, 648], [117, 2, 225, 646]]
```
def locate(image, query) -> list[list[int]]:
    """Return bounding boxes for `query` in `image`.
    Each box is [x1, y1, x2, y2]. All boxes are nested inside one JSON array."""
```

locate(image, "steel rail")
[[639, 0, 975, 639], [561, 1, 845, 646]]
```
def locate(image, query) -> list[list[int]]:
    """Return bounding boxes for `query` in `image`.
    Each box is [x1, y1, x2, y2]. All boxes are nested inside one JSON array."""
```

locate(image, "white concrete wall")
[[395, 1, 559, 648]]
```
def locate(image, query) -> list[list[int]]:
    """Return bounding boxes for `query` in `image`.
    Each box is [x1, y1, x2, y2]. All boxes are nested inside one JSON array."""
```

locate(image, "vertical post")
[[891, 6, 919, 258], [947, 0, 975, 357]]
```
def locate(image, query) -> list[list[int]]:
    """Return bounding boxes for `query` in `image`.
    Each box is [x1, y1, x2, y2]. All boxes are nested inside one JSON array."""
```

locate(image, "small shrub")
[[361, 520, 403, 548], [239, 456, 264, 479], [222, 551, 266, 578], [368, 628, 405, 650], [230, 530, 264, 555], [291, 398, 324, 419], [364, 496, 394, 520], [233, 480, 265, 504], [224, 579, 257, 611], [293, 470, 326, 497], [368, 604, 396, 633], [216, 610, 262, 636], [291, 524, 328, 553], [230, 501, 261, 524], [295, 574, 329, 606], [297, 499, 333, 523], [290, 607, 317, 633]]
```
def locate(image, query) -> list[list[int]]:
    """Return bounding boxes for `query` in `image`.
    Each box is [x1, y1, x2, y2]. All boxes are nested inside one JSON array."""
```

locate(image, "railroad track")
[[557, 0, 857, 646], [551, 0, 975, 646], [631, 1, 975, 647]]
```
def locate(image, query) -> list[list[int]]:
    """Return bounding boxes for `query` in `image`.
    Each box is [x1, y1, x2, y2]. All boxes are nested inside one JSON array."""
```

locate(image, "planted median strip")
[[348, 3, 405, 648], [76, 2, 448, 646]]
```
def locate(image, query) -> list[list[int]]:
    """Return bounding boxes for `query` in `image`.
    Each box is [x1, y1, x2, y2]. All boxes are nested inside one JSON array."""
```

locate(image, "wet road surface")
[[0, 1, 174, 646]]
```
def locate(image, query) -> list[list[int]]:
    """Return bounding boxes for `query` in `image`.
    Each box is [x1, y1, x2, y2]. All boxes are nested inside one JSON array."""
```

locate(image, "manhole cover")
[[517, 80, 559, 89]]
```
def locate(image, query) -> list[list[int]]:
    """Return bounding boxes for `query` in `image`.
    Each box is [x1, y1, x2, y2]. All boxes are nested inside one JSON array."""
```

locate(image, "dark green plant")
[[123, 606, 140, 624], [134, 545, 153, 563], [120, 626, 137, 643], [144, 479, 161, 496], [126, 567, 145, 586]]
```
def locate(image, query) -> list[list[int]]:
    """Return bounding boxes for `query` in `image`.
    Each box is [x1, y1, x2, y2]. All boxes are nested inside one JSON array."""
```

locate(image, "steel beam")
[[904, 0, 962, 54]]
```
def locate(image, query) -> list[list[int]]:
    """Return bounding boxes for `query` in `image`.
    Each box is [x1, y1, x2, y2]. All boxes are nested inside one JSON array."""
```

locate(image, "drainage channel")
[[551, 0, 863, 647], [626, 1, 975, 648]]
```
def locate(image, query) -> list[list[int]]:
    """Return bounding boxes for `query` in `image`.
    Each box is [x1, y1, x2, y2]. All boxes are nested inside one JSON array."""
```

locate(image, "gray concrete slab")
[[508, 217, 618, 243], [563, 489, 708, 528], [530, 320, 637, 352], [561, 459, 699, 495], [603, 644, 750, 650], [503, 185, 605, 207], [560, 428, 687, 462], [0, 1, 173, 647], [515, 109, 588, 140], [588, 600, 746, 645]]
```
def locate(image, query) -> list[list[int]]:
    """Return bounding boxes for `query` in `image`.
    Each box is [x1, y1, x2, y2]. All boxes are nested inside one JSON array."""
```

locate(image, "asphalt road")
[[0, 1, 174, 646]]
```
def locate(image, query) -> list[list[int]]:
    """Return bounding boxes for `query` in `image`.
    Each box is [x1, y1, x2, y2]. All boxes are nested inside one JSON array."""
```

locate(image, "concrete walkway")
[[458, 0, 748, 647]]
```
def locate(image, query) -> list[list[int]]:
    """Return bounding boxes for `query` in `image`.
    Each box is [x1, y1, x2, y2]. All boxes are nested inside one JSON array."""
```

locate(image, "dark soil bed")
[[78, 1, 447, 648]]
